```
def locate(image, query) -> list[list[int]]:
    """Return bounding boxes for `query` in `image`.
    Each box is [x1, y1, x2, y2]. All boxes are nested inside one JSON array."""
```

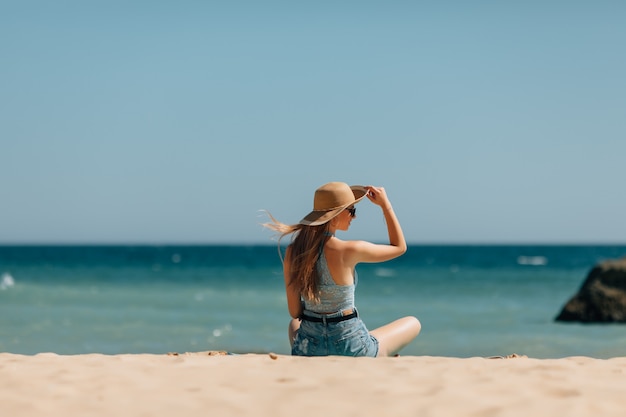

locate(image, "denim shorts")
[[292, 314, 379, 357]]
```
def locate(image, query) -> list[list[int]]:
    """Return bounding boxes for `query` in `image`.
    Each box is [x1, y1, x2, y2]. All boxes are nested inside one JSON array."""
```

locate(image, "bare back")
[[321, 237, 359, 286]]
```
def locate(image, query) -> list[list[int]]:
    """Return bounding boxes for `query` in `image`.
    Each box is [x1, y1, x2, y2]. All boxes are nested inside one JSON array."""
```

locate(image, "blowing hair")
[[263, 211, 331, 303]]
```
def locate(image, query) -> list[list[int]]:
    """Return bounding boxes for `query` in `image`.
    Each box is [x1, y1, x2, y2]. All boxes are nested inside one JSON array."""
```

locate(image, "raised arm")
[[347, 186, 407, 264]]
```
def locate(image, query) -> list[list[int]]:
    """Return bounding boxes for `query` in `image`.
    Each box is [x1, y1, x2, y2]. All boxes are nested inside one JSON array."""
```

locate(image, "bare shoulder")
[[340, 239, 373, 252], [341, 239, 406, 264], [328, 238, 370, 252], [338, 239, 378, 263]]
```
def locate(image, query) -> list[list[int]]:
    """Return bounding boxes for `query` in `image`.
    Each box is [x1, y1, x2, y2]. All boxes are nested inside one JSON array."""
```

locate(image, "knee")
[[406, 316, 421, 335]]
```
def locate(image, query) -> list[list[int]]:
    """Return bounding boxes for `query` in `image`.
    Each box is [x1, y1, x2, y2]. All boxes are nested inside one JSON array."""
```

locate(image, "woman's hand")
[[352, 185, 406, 261], [365, 186, 392, 210]]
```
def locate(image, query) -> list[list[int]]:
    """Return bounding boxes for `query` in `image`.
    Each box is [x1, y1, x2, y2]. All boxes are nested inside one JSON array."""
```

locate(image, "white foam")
[[211, 324, 232, 338], [375, 268, 395, 277], [517, 256, 548, 266], [1, 273, 15, 290]]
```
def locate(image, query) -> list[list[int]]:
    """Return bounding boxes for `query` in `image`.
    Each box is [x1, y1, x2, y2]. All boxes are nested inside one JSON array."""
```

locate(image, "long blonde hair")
[[263, 212, 331, 303]]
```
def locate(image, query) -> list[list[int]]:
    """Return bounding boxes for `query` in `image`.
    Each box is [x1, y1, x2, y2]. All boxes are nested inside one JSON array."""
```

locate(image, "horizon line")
[[1, 241, 626, 247]]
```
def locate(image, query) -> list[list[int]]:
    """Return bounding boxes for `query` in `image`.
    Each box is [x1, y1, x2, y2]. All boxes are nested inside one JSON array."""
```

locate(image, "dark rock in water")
[[556, 257, 626, 323]]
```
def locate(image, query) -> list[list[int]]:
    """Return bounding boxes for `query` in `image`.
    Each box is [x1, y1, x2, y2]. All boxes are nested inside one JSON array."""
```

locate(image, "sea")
[[1, 244, 625, 359]]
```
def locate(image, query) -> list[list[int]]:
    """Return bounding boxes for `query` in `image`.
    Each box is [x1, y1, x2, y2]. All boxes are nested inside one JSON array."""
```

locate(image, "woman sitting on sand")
[[264, 182, 421, 357]]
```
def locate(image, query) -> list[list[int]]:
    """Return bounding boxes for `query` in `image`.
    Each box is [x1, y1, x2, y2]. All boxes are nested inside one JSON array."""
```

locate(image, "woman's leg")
[[370, 316, 421, 357], [288, 318, 301, 348]]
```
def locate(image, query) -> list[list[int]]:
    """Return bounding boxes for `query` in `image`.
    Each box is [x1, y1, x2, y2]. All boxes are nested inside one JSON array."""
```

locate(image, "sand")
[[1, 351, 625, 417]]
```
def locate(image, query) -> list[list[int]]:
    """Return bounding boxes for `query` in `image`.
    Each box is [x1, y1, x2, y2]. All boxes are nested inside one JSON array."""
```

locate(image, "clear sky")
[[2, 1, 625, 244]]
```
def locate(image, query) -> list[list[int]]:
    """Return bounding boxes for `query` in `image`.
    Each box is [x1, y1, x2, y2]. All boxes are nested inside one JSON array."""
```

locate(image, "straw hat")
[[299, 182, 368, 226]]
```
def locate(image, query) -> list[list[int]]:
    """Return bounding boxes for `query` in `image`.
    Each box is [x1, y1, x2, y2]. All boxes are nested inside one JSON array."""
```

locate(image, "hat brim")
[[299, 185, 368, 226]]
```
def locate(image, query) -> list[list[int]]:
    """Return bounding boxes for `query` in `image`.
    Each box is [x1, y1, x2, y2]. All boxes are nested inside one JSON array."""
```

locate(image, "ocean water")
[[1, 245, 626, 358]]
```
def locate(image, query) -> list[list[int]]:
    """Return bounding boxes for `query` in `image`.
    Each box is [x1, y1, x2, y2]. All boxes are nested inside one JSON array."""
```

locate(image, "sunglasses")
[[346, 206, 356, 217]]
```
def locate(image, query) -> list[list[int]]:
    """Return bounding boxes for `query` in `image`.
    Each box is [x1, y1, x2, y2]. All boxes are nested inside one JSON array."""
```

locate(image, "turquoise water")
[[1, 245, 625, 358]]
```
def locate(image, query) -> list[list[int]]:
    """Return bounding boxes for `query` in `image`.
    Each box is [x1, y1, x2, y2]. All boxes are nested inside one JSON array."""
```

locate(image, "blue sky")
[[2, 1, 625, 244]]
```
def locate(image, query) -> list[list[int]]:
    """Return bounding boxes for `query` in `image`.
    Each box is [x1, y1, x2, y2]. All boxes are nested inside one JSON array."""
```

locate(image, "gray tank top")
[[303, 246, 357, 314]]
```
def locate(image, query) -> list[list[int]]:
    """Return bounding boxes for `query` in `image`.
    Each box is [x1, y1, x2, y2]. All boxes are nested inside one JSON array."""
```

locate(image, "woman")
[[264, 181, 421, 357]]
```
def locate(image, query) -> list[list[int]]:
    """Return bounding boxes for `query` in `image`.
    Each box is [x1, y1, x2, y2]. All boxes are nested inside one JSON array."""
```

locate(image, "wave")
[[1, 272, 15, 290], [517, 256, 548, 266]]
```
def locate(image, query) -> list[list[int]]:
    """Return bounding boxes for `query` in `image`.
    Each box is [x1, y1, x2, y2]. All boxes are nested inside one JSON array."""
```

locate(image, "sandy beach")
[[1, 352, 625, 417]]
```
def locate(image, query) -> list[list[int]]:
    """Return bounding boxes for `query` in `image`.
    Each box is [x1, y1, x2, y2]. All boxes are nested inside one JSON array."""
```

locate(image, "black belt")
[[301, 310, 358, 323]]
